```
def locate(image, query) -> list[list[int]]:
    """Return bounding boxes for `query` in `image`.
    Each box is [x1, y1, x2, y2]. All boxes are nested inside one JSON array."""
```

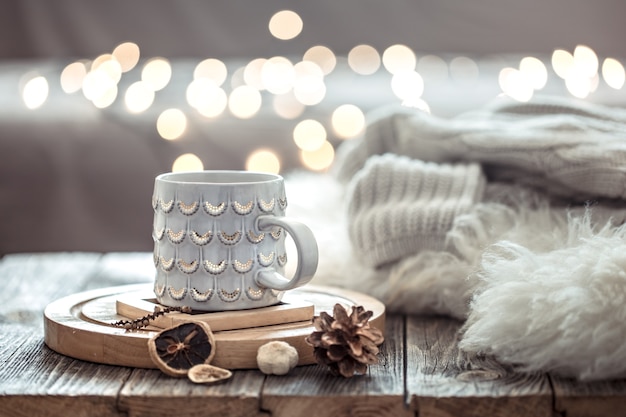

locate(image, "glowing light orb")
[[157, 108, 187, 140], [246, 149, 281, 173], [228, 85, 262, 119], [194, 58, 228, 86], [391, 70, 424, 100], [293, 119, 327, 151], [331, 104, 365, 139], [552, 49, 574, 79], [300, 141, 335, 171], [303, 45, 337, 75], [22, 76, 49, 109], [269, 10, 303, 40], [382, 44, 416, 74], [348, 44, 381, 75], [112, 42, 140, 72], [261, 56, 295, 94], [499, 67, 534, 102], [602, 58, 626, 89], [172, 153, 204, 172], [124, 81, 155, 113], [60, 62, 87, 94], [141, 57, 172, 91], [519, 56, 548, 90]]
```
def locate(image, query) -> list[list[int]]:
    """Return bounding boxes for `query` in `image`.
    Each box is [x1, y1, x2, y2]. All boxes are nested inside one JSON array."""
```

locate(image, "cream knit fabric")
[[335, 96, 626, 200], [347, 154, 486, 267]]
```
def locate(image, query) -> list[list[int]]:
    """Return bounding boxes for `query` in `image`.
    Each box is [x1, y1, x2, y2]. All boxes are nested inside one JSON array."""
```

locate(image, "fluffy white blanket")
[[286, 171, 626, 381]]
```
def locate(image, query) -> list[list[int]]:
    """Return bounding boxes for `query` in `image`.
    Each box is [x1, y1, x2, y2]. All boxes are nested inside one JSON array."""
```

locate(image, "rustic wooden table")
[[1, 252, 625, 417]]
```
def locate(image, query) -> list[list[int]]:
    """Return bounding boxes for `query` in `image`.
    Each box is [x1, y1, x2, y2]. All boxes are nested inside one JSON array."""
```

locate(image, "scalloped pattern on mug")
[[168, 286, 187, 301], [246, 230, 265, 244], [153, 227, 165, 241], [154, 282, 166, 297], [160, 257, 175, 271], [160, 199, 175, 213], [233, 259, 253, 274], [246, 286, 265, 300], [218, 230, 241, 245], [203, 259, 228, 275], [190, 287, 214, 302], [258, 198, 275, 213], [189, 230, 213, 246], [232, 200, 254, 215], [270, 228, 283, 240], [203, 201, 227, 216], [278, 196, 287, 210], [177, 259, 199, 274], [277, 253, 288, 267], [178, 200, 199, 216], [258, 251, 275, 267], [218, 288, 241, 302], [166, 229, 186, 244]]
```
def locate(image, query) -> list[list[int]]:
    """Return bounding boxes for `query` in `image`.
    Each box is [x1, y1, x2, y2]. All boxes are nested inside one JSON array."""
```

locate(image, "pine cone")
[[305, 303, 384, 377]]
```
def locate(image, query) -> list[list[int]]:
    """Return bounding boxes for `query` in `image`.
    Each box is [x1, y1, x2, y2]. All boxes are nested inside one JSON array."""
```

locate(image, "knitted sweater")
[[335, 95, 626, 268]]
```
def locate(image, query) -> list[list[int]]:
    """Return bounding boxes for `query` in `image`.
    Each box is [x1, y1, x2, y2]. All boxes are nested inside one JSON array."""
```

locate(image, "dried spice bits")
[[148, 321, 216, 377], [305, 303, 384, 378]]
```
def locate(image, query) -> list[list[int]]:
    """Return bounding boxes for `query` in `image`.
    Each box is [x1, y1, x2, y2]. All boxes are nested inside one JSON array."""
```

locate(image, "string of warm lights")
[[19, 10, 626, 175]]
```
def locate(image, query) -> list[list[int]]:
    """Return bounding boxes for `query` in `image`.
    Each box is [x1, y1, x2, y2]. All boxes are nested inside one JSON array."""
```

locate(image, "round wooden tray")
[[43, 284, 385, 370]]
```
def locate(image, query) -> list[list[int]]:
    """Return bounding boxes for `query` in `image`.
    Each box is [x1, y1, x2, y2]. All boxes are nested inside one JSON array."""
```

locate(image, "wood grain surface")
[[1, 252, 626, 417]]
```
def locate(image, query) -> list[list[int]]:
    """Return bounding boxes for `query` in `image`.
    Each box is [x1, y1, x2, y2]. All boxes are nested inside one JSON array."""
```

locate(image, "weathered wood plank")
[[118, 368, 268, 417], [0, 323, 131, 417], [406, 315, 553, 417], [260, 314, 412, 417], [0, 253, 103, 327], [550, 375, 626, 417]]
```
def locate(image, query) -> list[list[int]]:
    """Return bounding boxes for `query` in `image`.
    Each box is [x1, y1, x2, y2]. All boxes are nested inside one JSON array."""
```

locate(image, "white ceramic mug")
[[151, 170, 319, 311]]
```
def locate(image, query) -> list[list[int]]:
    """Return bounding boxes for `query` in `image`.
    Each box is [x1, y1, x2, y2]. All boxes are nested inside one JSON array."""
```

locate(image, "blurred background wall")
[[1, 0, 625, 59]]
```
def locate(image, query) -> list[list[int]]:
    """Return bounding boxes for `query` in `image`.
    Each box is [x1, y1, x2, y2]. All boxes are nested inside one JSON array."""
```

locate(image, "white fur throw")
[[284, 96, 626, 381], [286, 171, 626, 381]]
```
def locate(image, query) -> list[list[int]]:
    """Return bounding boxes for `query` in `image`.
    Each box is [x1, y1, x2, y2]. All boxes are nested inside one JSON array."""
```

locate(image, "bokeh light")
[[186, 78, 228, 117], [194, 58, 228, 86], [60, 61, 87, 94], [91, 85, 118, 108], [22, 76, 49, 109], [300, 141, 335, 171], [141, 57, 172, 91], [303, 45, 337, 75], [157, 108, 187, 140], [519, 56, 547, 90], [82, 69, 117, 102], [262, 56, 295, 94], [243, 58, 267, 90], [602, 58, 626, 89], [246, 149, 281, 173], [293, 119, 327, 151], [348, 44, 381, 75], [293, 60, 326, 105], [573, 45, 599, 78], [382, 44, 416, 74], [331, 104, 365, 139], [172, 153, 204, 172], [551, 49, 574, 79], [124, 81, 155, 113], [273, 92, 305, 119], [228, 85, 262, 119], [269, 10, 303, 40], [112, 42, 140, 72], [391, 70, 424, 101], [499, 67, 534, 102]]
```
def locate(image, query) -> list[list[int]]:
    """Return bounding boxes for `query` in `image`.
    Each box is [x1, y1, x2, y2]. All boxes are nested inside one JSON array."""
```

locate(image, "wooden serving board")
[[44, 284, 385, 370], [112, 290, 315, 332]]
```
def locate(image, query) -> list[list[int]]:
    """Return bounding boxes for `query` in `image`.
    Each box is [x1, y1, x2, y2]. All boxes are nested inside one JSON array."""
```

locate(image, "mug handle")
[[254, 215, 318, 291]]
